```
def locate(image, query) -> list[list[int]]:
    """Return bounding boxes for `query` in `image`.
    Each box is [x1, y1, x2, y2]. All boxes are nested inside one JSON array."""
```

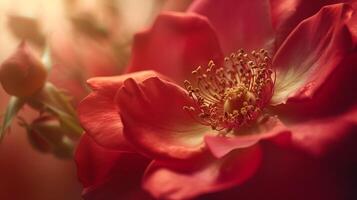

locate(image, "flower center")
[[183, 49, 275, 132]]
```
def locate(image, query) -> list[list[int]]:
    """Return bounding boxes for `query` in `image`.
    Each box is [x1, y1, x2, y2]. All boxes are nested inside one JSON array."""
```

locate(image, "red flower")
[[76, 1, 357, 199]]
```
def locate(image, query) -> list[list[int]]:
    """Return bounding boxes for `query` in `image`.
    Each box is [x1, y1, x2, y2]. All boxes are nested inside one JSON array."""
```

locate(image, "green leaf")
[[0, 96, 25, 141]]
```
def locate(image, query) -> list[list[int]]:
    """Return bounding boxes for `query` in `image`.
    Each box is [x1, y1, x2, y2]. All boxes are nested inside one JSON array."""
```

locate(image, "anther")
[[183, 48, 275, 132]]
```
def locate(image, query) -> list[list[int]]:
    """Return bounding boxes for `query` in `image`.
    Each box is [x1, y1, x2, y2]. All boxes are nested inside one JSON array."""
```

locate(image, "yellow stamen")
[[183, 49, 275, 132]]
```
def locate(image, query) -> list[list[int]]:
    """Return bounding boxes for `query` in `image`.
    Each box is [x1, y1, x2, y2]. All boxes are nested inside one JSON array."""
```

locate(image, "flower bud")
[[0, 42, 47, 97], [27, 126, 52, 153], [26, 115, 74, 159]]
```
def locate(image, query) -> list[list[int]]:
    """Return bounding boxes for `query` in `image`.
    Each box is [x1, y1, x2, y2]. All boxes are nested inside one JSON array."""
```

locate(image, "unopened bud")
[[0, 42, 47, 97], [27, 127, 52, 153], [26, 115, 74, 159]]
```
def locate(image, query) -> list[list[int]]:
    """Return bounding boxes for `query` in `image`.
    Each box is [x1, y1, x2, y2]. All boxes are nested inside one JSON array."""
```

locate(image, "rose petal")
[[143, 145, 262, 200], [288, 106, 357, 162], [270, 0, 349, 47], [78, 70, 165, 150], [188, 0, 274, 54], [117, 76, 212, 160], [272, 52, 357, 119], [127, 11, 223, 84], [86, 70, 167, 94], [346, 1, 357, 47], [205, 116, 290, 158], [78, 92, 130, 150], [202, 142, 353, 200], [75, 134, 152, 200], [271, 3, 355, 105], [269, 0, 299, 32]]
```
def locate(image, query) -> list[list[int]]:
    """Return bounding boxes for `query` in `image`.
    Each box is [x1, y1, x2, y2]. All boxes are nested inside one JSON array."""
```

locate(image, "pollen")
[[183, 49, 275, 132]]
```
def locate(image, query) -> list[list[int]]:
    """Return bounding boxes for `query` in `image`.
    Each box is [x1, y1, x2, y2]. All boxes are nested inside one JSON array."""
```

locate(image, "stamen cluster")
[[183, 49, 275, 132]]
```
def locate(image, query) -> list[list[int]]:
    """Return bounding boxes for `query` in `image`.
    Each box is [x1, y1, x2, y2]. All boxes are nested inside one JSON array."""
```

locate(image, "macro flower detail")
[[183, 49, 275, 132], [75, 1, 357, 200]]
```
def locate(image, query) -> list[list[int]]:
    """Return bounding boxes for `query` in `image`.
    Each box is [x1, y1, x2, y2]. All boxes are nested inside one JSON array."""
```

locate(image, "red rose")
[[76, 1, 357, 199]]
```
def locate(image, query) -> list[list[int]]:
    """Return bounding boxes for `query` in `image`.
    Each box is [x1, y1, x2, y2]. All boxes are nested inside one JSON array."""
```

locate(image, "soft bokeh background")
[[0, 0, 192, 199]]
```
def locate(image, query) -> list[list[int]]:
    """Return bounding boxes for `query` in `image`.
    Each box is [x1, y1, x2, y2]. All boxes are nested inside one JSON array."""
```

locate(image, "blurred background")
[[0, 0, 191, 199]]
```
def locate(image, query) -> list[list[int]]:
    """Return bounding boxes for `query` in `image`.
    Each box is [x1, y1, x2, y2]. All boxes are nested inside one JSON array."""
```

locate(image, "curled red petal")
[[78, 70, 165, 150], [272, 3, 355, 105], [270, 0, 350, 47], [272, 51, 357, 120], [86, 70, 167, 94], [117, 76, 212, 160]]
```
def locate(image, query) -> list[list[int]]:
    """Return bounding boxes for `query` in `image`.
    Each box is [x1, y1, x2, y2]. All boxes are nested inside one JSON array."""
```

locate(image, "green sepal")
[[29, 83, 83, 138]]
